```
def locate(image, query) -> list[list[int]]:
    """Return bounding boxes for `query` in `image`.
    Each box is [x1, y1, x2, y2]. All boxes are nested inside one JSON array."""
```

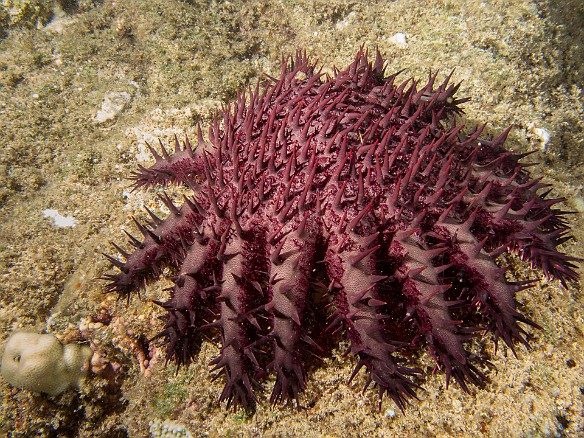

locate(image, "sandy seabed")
[[0, 0, 583, 436]]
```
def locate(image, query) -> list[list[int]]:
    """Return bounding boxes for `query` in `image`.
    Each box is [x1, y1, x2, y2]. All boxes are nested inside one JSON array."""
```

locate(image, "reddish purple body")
[[104, 49, 578, 410]]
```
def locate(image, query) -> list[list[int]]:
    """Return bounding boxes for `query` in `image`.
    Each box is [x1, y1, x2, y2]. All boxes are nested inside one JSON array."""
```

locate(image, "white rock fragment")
[[531, 125, 551, 152], [149, 419, 193, 438], [95, 91, 132, 123], [135, 140, 154, 163], [43, 209, 77, 227], [0, 332, 92, 396], [44, 16, 76, 34], [388, 32, 408, 47], [335, 11, 356, 30], [571, 197, 584, 213]]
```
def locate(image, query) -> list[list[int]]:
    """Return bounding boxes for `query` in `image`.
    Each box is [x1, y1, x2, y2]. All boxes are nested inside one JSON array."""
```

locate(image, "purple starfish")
[[103, 49, 578, 410]]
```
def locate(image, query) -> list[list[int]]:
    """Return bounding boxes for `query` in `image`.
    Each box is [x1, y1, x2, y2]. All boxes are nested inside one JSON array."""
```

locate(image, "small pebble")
[[95, 91, 132, 123], [388, 32, 407, 47]]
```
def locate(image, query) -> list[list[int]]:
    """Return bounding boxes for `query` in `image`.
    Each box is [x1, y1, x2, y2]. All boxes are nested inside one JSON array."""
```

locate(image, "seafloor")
[[0, 0, 583, 436]]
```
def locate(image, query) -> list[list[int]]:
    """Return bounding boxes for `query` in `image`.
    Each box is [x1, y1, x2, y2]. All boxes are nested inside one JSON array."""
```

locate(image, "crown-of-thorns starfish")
[[103, 48, 578, 410]]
